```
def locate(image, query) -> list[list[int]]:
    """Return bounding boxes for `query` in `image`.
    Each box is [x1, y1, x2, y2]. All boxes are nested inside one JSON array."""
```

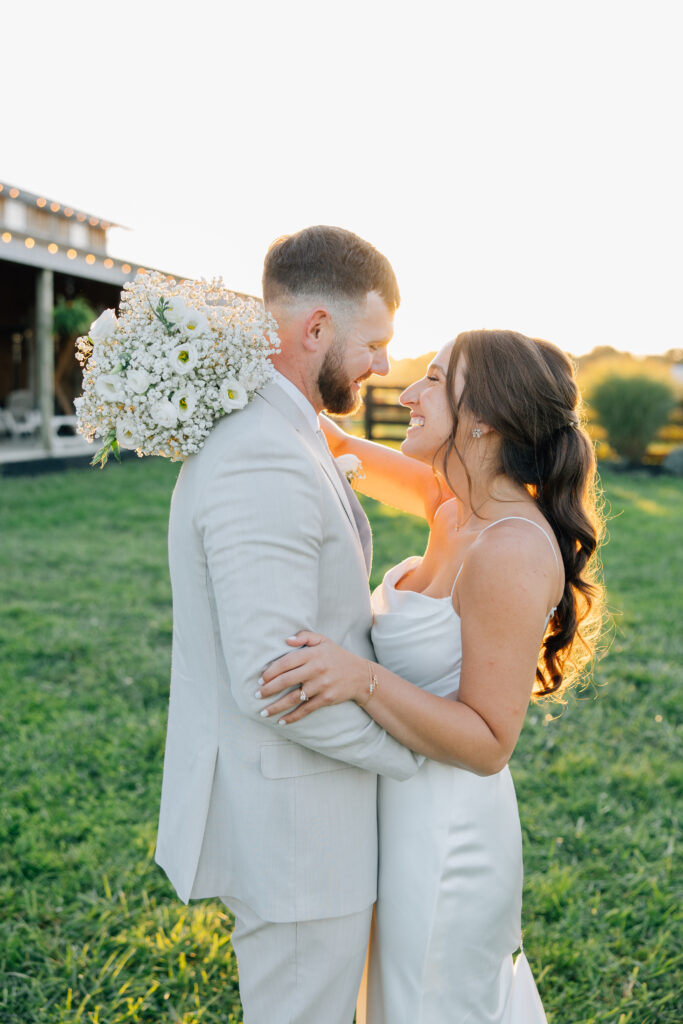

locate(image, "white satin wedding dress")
[[358, 518, 550, 1024]]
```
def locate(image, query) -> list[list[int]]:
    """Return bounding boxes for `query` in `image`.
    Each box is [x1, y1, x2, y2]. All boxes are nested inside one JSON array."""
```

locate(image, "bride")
[[258, 329, 604, 1023]]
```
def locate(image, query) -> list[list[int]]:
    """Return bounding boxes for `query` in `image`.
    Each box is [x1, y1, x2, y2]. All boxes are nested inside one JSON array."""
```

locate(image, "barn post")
[[36, 267, 54, 454]]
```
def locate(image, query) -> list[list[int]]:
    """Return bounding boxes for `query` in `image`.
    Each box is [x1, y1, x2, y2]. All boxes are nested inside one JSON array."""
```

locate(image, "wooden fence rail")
[[363, 385, 409, 441]]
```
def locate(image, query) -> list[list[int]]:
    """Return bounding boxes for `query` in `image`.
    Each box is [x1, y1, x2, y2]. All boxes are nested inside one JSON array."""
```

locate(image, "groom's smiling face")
[[319, 290, 393, 415]]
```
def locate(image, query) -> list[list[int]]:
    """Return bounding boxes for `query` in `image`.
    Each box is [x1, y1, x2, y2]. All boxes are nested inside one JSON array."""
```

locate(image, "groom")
[[155, 226, 421, 1022]]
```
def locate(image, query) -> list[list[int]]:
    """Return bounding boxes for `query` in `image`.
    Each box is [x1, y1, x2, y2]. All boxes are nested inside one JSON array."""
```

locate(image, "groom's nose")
[[371, 348, 390, 376]]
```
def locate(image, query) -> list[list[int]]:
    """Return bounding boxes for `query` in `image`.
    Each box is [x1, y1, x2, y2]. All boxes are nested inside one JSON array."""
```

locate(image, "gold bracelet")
[[366, 661, 379, 703]]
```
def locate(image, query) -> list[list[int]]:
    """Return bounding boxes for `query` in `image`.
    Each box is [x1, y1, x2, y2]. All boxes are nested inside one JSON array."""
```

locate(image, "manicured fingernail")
[[254, 690, 262, 699], [257, 676, 264, 686], [278, 718, 288, 725], [260, 708, 269, 717], [286, 636, 300, 642]]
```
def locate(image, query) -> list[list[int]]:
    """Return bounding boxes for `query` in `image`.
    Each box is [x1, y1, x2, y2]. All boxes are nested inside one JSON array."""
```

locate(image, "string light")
[[0, 183, 4, 193], [0, 198, 156, 276]]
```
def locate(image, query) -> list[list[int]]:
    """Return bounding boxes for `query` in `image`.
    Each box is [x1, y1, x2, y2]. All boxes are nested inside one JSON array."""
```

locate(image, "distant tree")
[[589, 374, 677, 463], [582, 345, 623, 362]]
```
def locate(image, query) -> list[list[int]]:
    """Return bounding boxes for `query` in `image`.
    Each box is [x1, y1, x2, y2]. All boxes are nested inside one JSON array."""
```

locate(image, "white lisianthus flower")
[[173, 389, 198, 421], [126, 368, 152, 393], [116, 414, 143, 449], [164, 296, 189, 325], [169, 341, 198, 375], [151, 398, 178, 428], [179, 308, 210, 337], [89, 309, 118, 343], [95, 373, 125, 402], [335, 453, 364, 484], [220, 379, 248, 411]]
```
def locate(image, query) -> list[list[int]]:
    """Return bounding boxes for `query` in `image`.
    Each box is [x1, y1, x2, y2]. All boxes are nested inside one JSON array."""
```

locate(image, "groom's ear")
[[302, 307, 333, 353]]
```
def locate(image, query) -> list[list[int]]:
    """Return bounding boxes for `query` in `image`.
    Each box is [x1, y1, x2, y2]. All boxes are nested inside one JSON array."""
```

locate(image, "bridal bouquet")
[[75, 272, 280, 467]]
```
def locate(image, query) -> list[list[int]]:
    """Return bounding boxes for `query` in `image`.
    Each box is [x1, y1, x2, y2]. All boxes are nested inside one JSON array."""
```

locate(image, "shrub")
[[53, 295, 97, 339], [589, 374, 676, 463]]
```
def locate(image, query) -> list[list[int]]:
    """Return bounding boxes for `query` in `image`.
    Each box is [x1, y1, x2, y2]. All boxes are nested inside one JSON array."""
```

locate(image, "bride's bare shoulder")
[[431, 497, 463, 532]]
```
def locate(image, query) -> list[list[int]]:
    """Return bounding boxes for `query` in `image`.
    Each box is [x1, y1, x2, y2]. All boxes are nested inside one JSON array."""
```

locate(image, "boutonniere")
[[335, 453, 364, 485]]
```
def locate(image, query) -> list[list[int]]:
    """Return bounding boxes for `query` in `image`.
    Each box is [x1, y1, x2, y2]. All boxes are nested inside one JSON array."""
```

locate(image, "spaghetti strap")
[[478, 517, 562, 577], [450, 516, 562, 611]]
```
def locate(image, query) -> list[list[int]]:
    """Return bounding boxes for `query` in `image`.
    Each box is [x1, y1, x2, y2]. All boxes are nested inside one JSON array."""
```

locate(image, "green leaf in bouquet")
[[151, 296, 178, 335], [91, 430, 121, 469]]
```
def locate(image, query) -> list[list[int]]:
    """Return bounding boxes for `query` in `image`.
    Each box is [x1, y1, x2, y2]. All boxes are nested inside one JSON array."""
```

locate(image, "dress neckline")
[[389, 517, 561, 621], [391, 557, 454, 604]]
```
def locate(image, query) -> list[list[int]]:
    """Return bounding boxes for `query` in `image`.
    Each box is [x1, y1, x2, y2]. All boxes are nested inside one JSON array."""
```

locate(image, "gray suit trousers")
[[226, 895, 372, 1024]]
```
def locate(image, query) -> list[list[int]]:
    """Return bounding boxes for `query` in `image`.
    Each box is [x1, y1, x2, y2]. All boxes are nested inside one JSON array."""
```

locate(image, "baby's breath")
[[76, 273, 280, 467]]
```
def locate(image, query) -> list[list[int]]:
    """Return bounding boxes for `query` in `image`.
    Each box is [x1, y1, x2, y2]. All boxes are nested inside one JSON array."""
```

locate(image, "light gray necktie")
[[316, 430, 373, 576]]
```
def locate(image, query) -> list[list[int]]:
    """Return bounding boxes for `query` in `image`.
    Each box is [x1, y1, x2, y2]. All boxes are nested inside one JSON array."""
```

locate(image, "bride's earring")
[[472, 427, 483, 439]]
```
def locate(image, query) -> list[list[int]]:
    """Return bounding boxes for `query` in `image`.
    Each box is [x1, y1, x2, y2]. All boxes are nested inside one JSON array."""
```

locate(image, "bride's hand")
[[257, 631, 369, 723]]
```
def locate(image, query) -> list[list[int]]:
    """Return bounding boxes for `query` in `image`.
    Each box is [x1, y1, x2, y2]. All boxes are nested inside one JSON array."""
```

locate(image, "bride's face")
[[399, 340, 463, 464]]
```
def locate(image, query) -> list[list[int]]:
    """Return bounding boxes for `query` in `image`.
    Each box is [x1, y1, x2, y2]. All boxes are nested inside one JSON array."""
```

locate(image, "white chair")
[[4, 390, 42, 438]]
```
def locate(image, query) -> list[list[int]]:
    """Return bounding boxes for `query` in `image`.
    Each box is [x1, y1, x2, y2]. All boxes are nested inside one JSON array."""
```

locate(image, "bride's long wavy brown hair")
[[441, 329, 605, 699]]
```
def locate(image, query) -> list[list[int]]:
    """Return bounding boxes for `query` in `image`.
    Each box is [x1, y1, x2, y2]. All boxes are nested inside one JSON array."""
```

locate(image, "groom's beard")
[[318, 339, 366, 416]]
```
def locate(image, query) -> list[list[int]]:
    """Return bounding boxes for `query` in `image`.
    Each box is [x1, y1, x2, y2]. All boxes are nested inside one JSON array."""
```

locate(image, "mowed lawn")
[[0, 460, 681, 1024]]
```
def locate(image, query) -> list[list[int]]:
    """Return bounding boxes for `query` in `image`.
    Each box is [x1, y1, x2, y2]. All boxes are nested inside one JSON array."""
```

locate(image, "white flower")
[[163, 296, 189, 325], [95, 373, 125, 402], [178, 308, 210, 337], [335, 453, 364, 484], [89, 309, 118, 343], [150, 398, 178, 428], [169, 342, 199, 375], [172, 388, 198, 421], [116, 414, 143, 449], [73, 396, 84, 415], [220, 379, 248, 411], [126, 368, 152, 393]]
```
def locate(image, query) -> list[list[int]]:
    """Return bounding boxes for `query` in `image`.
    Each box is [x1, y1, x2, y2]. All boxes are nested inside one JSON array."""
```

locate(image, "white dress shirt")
[[271, 369, 319, 434]]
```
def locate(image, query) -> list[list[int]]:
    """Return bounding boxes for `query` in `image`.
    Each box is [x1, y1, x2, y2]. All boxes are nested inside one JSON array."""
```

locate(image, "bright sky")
[[3, 1, 681, 359]]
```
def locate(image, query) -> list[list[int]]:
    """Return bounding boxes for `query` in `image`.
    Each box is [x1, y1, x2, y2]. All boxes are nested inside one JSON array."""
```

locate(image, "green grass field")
[[1, 461, 681, 1023]]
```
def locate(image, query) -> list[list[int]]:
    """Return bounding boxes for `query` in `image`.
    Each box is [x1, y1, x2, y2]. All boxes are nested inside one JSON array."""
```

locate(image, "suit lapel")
[[257, 383, 359, 537]]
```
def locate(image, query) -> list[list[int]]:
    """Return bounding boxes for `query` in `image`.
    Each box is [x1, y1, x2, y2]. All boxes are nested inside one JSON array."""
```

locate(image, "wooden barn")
[[0, 181, 178, 460]]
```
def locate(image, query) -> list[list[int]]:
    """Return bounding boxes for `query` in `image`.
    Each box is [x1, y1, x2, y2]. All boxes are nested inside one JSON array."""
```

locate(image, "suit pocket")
[[260, 742, 348, 779]]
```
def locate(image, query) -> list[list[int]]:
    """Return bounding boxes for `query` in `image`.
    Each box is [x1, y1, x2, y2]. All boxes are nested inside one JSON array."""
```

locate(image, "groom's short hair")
[[262, 225, 400, 311]]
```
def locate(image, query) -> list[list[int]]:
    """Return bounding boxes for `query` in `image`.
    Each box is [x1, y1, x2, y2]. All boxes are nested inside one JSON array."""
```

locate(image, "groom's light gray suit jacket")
[[155, 381, 421, 922]]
